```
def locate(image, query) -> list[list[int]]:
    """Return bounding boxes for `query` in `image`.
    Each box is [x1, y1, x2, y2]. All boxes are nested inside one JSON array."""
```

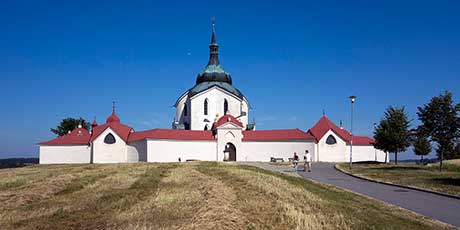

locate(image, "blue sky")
[[2, 0, 460, 159]]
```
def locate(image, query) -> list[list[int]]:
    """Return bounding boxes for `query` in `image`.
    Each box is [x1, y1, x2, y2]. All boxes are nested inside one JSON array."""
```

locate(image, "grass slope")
[[337, 161, 460, 197], [0, 162, 450, 229]]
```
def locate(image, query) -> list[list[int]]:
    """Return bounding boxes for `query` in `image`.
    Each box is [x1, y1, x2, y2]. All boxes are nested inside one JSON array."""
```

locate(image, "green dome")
[[196, 64, 232, 85]]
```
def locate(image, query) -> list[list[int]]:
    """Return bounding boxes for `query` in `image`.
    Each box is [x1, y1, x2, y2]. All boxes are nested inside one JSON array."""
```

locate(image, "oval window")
[[104, 133, 116, 144], [326, 135, 337, 145]]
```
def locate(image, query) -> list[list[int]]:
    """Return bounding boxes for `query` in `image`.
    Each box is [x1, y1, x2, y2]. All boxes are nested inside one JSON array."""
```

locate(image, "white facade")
[[147, 139, 217, 162], [317, 130, 348, 162], [241, 141, 316, 162], [316, 130, 387, 163], [348, 146, 387, 163], [92, 127, 129, 163], [175, 87, 250, 130], [39, 145, 90, 164]]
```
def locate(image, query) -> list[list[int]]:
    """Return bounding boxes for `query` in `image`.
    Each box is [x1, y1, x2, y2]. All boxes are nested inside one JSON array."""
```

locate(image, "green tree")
[[417, 91, 460, 171], [374, 106, 412, 165], [413, 132, 432, 162], [51, 117, 90, 136]]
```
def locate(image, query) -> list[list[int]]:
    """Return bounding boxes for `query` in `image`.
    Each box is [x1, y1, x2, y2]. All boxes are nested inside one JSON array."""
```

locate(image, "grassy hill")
[[0, 162, 450, 229]]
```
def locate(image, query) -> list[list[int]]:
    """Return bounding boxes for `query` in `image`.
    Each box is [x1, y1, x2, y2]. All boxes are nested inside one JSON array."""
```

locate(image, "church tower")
[[173, 19, 251, 130]]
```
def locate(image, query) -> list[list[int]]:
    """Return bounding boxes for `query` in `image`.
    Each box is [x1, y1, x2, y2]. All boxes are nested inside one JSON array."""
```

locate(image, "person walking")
[[293, 152, 299, 171], [304, 150, 312, 172]]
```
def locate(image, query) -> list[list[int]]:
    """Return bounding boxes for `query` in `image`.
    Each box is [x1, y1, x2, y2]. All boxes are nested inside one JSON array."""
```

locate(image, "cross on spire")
[[212, 16, 215, 31], [112, 101, 116, 114]]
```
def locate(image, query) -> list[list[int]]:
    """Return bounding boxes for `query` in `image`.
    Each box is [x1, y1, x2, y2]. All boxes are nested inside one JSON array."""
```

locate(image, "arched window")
[[104, 133, 116, 144], [326, 135, 337, 145], [204, 99, 208, 115], [183, 103, 188, 116], [224, 99, 228, 115], [204, 124, 209, 130]]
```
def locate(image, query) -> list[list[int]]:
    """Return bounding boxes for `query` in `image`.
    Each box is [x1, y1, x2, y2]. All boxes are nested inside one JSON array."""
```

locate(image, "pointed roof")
[[39, 128, 90, 145], [308, 116, 351, 142], [196, 18, 232, 85], [92, 118, 98, 127], [106, 102, 120, 123], [215, 114, 244, 128], [308, 116, 374, 145], [90, 110, 133, 142]]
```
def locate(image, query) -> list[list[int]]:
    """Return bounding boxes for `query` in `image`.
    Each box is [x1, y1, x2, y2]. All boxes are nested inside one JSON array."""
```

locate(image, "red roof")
[[90, 122, 133, 143], [92, 119, 98, 127], [106, 112, 120, 123], [352, 136, 375, 145], [243, 129, 315, 141], [39, 128, 90, 145], [215, 114, 243, 128], [307, 116, 374, 145], [90, 111, 133, 142], [128, 129, 215, 142]]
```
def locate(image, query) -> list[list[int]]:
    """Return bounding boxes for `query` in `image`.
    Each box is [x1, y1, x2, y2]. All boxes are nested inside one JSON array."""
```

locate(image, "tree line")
[[374, 91, 460, 171]]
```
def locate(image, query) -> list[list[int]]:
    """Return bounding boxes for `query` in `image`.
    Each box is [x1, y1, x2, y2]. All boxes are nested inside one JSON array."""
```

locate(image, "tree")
[[417, 91, 460, 171], [374, 106, 412, 165], [51, 118, 90, 136], [413, 132, 432, 162]]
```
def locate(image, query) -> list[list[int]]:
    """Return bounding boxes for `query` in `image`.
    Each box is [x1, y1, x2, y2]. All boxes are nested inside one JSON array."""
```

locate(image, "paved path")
[[296, 163, 460, 227]]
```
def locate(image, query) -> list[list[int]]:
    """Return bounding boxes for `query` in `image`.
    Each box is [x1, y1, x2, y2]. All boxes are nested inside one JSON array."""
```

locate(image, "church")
[[39, 22, 387, 164]]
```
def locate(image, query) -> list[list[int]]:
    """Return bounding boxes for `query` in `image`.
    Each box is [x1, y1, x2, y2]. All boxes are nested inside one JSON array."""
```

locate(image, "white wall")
[[316, 130, 388, 163], [39, 145, 90, 164], [175, 94, 190, 128], [147, 139, 217, 162], [241, 141, 315, 162], [92, 127, 128, 163], [190, 87, 249, 130], [127, 140, 147, 163], [347, 145, 388, 163], [317, 130, 348, 162]]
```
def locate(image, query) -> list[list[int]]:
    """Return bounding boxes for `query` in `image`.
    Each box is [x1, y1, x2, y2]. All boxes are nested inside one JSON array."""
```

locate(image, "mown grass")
[[337, 161, 460, 197], [0, 162, 451, 229]]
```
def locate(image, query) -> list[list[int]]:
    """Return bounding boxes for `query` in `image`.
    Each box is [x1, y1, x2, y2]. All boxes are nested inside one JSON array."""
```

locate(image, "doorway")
[[225, 143, 237, 161]]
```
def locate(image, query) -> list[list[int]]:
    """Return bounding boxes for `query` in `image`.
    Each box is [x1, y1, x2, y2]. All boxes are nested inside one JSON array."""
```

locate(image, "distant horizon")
[[2, 1, 459, 159]]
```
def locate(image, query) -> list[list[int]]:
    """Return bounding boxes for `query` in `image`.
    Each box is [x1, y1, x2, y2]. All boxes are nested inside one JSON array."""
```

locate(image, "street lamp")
[[373, 123, 378, 162], [349, 96, 356, 170]]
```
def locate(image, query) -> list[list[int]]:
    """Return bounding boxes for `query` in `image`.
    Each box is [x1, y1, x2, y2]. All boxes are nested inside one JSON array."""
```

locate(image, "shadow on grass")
[[432, 178, 460, 187]]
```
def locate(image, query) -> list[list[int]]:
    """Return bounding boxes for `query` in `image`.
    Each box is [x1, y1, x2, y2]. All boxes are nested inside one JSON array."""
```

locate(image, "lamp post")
[[373, 123, 378, 162], [349, 96, 356, 170]]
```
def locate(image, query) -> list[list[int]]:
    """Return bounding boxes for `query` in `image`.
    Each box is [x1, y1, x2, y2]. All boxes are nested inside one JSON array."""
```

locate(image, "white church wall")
[[190, 87, 248, 130], [92, 127, 128, 163], [147, 139, 217, 162], [127, 140, 148, 162], [241, 141, 315, 162], [175, 95, 191, 128], [317, 130, 348, 162], [346, 145, 388, 163], [39, 145, 90, 164]]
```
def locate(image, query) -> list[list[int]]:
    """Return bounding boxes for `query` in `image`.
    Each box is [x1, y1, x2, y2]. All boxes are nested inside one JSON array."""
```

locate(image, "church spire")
[[208, 17, 219, 66]]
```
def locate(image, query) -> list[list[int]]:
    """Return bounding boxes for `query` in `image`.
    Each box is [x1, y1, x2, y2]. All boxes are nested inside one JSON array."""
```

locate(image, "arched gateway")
[[224, 143, 237, 161]]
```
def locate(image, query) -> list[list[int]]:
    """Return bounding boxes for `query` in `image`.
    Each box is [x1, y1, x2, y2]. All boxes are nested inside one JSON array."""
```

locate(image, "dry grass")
[[337, 162, 460, 196], [0, 162, 451, 230]]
